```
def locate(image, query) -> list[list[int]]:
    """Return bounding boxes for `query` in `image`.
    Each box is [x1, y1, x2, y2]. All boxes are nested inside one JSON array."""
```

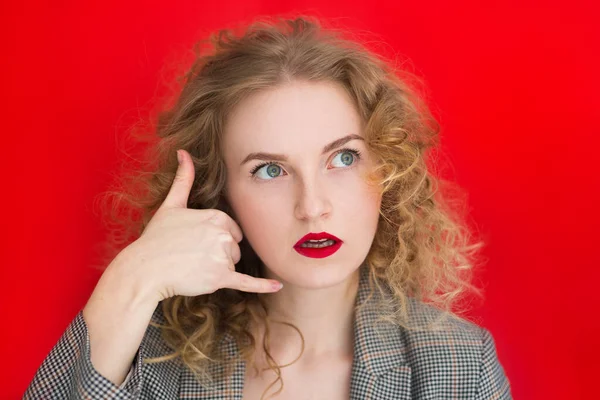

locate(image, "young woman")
[[25, 16, 512, 399]]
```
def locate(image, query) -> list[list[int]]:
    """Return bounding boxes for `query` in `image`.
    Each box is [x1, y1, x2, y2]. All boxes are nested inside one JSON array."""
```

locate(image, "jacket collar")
[[349, 265, 412, 399]]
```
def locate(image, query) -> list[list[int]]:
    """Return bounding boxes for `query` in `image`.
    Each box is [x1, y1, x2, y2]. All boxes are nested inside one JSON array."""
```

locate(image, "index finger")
[[224, 271, 283, 293], [206, 210, 244, 244]]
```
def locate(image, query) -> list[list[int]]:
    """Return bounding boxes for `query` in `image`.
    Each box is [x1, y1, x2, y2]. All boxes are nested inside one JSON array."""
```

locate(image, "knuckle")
[[220, 233, 234, 245], [210, 251, 229, 264], [198, 221, 219, 237], [208, 209, 226, 224]]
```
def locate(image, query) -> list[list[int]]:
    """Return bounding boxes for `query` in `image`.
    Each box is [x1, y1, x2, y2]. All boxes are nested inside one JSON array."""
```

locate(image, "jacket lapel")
[[350, 267, 412, 399], [178, 266, 412, 399], [179, 331, 245, 399]]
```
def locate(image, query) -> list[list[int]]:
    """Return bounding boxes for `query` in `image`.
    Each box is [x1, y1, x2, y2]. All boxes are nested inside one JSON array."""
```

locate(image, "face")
[[222, 80, 382, 289]]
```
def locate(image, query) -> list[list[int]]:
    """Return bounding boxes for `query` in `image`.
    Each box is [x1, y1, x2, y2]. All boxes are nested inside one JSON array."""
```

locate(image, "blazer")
[[24, 268, 512, 399]]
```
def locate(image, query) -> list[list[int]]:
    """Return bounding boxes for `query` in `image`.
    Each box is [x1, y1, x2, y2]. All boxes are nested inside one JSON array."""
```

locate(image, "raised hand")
[[119, 149, 282, 303]]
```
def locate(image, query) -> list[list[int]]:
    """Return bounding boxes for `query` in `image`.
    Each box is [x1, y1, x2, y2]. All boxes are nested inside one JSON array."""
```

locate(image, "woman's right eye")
[[251, 163, 284, 180]]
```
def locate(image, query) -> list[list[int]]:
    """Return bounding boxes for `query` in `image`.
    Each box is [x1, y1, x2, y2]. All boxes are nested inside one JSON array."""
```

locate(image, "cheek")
[[334, 172, 382, 211], [338, 178, 382, 238], [228, 186, 288, 239]]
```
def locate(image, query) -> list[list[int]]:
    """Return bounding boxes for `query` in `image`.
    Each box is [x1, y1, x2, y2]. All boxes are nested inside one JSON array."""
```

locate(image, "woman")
[[25, 16, 511, 399]]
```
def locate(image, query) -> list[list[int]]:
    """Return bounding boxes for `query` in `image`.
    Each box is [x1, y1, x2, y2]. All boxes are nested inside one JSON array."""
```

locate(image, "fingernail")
[[176, 150, 183, 164], [272, 281, 283, 291]]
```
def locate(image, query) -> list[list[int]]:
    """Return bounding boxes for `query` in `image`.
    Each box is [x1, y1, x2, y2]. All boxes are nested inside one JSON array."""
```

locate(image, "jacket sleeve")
[[23, 310, 143, 399], [474, 327, 513, 399]]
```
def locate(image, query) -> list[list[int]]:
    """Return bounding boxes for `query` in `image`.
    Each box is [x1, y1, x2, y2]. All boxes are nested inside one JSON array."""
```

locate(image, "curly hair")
[[95, 14, 486, 399]]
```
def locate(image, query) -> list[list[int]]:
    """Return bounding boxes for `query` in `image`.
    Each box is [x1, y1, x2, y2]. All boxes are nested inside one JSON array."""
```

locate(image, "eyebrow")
[[240, 133, 364, 166]]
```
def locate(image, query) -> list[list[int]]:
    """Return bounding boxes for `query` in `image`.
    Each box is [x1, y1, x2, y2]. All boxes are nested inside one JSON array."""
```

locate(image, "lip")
[[293, 231, 343, 259]]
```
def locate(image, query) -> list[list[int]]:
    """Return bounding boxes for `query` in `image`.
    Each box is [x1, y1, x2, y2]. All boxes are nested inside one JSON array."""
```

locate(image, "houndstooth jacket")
[[24, 267, 512, 399]]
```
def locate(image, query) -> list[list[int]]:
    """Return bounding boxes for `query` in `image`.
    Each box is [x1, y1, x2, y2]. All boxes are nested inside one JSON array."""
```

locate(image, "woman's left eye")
[[330, 148, 361, 168]]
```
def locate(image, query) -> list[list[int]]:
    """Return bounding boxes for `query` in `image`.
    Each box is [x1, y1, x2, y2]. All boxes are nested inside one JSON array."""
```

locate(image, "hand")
[[112, 149, 282, 304]]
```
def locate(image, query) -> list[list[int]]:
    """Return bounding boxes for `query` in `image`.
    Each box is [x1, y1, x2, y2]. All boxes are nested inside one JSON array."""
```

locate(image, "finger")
[[230, 240, 241, 264], [217, 233, 241, 264], [161, 149, 194, 210], [227, 218, 244, 244], [224, 272, 283, 293], [207, 210, 244, 243]]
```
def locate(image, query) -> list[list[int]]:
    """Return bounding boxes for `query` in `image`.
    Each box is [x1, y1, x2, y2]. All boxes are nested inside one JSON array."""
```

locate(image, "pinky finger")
[[224, 271, 283, 293]]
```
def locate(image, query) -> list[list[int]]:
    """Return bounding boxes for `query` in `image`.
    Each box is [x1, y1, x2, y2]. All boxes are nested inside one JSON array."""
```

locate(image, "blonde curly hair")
[[95, 14, 486, 399]]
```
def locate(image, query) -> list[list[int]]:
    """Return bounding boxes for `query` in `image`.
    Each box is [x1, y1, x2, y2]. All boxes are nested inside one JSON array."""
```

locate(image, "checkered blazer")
[[24, 268, 512, 399]]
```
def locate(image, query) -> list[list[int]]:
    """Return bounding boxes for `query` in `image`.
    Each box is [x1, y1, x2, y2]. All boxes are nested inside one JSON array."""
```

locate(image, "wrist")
[[102, 247, 161, 312]]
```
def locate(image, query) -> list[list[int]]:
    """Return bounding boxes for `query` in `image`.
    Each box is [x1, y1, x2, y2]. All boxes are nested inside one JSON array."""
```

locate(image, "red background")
[[2, 1, 598, 398]]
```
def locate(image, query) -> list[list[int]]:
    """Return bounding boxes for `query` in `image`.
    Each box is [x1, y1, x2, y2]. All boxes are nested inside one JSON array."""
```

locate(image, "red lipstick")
[[293, 232, 343, 259]]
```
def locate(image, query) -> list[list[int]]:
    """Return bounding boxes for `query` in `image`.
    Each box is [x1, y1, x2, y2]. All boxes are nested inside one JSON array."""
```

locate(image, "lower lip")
[[293, 241, 343, 259]]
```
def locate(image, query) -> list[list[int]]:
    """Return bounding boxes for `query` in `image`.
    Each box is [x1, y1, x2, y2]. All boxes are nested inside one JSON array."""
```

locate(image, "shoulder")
[[401, 295, 485, 347], [398, 297, 512, 399]]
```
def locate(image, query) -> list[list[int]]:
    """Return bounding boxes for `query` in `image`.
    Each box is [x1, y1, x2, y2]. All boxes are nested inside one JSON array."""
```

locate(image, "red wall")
[[2, 1, 598, 398]]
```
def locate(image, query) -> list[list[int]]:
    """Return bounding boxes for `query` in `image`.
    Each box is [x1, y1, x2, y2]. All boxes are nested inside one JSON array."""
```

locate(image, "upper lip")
[[294, 232, 342, 247]]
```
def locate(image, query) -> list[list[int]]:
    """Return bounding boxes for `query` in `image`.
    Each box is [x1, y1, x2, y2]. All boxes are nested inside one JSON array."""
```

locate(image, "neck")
[[253, 268, 360, 365]]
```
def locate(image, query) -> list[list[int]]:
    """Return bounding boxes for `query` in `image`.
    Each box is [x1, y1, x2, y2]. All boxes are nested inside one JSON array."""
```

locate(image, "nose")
[[294, 175, 332, 221]]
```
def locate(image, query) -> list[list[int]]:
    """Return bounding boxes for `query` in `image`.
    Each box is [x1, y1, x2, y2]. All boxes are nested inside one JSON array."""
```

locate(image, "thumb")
[[161, 149, 195, 209]]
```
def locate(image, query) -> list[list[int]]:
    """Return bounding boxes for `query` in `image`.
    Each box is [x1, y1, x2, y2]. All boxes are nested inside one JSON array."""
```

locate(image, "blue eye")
[[249, 147, 362, 181], [331, 149, 360, 168], [251, 163, 283, 180]]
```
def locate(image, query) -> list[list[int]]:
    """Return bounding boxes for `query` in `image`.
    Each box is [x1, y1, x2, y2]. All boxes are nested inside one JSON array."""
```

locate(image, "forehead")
[[222, 80, 363, 157]]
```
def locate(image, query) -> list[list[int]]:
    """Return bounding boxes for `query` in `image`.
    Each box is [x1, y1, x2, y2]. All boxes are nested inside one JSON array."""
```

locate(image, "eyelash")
[[249, 147, 362, 178]]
